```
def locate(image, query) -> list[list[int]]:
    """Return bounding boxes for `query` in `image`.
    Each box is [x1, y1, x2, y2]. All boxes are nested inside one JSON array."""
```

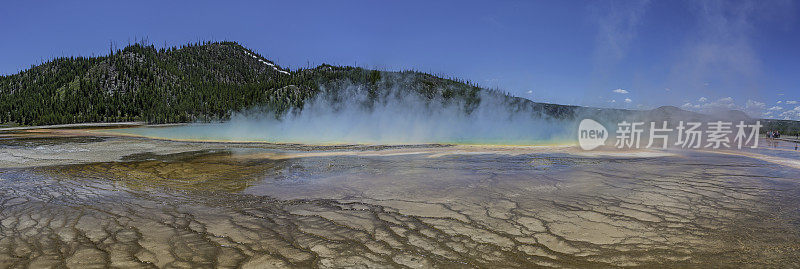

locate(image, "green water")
[[103, 124, 577, 146]]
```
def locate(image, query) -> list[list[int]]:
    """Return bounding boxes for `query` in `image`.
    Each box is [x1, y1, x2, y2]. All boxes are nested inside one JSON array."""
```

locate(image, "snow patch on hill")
[[243, 50, 290, 75]]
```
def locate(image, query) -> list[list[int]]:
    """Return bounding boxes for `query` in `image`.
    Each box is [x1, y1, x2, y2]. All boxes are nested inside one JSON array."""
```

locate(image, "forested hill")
[[0, 41, 314, 125], [0, 41, 575, 126]]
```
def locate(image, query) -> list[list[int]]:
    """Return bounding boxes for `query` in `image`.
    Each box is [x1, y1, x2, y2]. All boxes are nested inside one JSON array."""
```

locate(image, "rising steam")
[[118, 81, 578, 145]]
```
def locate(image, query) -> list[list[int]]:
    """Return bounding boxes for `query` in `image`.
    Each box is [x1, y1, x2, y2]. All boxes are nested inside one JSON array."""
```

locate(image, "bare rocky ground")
[[1, 133, 799, 268]]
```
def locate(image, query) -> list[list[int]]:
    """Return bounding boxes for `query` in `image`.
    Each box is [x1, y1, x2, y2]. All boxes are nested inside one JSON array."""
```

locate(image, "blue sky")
[[1, 0, 799, 119]]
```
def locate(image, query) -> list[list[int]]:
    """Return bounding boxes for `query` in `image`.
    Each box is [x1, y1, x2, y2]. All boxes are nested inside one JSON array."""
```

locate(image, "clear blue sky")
[[2, 0, 799, 119]]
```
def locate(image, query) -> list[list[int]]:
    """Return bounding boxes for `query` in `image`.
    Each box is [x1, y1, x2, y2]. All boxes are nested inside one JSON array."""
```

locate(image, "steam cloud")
[[130, 81, 577, 145]]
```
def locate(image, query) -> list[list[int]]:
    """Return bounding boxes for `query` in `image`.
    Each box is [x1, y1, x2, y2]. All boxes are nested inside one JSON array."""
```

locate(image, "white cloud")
[[746, 99, 765, 109], [610, 99, 616, 103], [744, 99, 766, 116], [698, 97, 708, 102], [683, 97, 737, 112], [682, 102, 702, 109], [682, 97, 789, 118], [777, 101, 782, 104], [613, 88, 629, 94], [779, 106, 800, 120], [624, 98, 632, 103], [787, 100, 798, 104], [526, 90, 533, 94]]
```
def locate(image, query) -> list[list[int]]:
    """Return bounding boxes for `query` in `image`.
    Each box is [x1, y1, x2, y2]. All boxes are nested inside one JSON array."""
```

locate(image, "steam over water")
[[112, 85, 576, 145]]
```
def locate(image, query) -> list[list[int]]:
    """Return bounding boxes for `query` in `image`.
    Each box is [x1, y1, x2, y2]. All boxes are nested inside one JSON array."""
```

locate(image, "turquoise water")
[[104, 124, 576, 146]]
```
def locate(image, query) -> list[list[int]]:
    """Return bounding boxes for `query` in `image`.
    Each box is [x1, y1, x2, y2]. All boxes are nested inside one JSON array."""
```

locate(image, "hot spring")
[[104, 86, 578, 145]]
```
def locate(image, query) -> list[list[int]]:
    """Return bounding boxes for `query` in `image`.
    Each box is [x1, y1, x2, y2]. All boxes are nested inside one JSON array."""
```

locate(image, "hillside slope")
[[0, 41, 312, 124], [0, 41, 580, 125]]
